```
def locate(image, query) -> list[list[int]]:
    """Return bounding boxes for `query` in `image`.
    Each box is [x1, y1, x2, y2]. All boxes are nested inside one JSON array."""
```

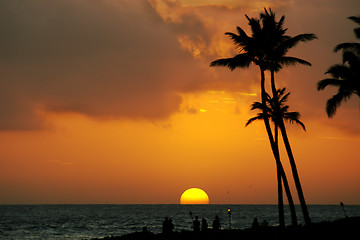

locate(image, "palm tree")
[[211, 8, 316, 226], [210, 11, 297, 227], [318, 15, 360, 117], [317, 51, 360, 117], [260, 9, 316, 225], [246, 88, 307, 227]]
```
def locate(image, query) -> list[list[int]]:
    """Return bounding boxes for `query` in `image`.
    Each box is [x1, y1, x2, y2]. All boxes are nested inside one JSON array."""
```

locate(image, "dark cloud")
[[0, 0, 212, 130]]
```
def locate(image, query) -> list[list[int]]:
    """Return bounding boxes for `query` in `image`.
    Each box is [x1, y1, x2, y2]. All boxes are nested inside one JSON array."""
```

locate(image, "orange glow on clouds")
[[0, 90, 359, 204]]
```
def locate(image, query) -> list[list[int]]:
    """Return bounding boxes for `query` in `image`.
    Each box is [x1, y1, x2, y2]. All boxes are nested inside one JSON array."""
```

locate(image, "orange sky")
[[0, 0, 359, 204]]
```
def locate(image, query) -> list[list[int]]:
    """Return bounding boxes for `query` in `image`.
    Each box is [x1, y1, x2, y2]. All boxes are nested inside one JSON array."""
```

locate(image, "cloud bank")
[[0, 0, 215, 130]]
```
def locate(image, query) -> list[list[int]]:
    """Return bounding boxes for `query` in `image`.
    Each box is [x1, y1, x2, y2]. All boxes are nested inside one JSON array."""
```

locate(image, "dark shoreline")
[[90, 216, 360, 240]]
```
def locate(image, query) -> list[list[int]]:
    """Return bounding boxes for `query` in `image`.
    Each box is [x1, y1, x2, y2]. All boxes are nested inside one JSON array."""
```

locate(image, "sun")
[[180, 188, 209, 204]]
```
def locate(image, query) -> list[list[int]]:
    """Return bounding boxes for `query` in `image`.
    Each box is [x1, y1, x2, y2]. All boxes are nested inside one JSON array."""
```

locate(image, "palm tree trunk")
[[260, 67, 297, 227], [275, 119, 298, 226], [278, 122, 311, 225], [275, 124, 285, 228], [270, 70, 311, 225], [277, 153, 298, 226]]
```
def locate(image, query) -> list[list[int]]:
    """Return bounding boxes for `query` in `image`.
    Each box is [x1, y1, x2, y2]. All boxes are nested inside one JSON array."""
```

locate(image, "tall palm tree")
[[211, 8, 316, 226], [260, 9, 316, 225], [246, 88, 307, 226], [210, 11, 297, 227], [318, 15, 360, 117]]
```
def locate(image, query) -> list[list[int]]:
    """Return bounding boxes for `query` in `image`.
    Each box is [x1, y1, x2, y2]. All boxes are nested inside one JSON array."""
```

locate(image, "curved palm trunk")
[[275, 124, 285, 228], [276, 168, 285, 228], [278, 121, 311, 225], [277, 151, 298, 226], [270, 70, 311, 225], [260, 68, 298, 227]]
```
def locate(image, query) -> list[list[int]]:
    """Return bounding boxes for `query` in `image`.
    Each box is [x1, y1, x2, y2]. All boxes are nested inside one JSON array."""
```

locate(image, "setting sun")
[[180, 188, 210, 204]]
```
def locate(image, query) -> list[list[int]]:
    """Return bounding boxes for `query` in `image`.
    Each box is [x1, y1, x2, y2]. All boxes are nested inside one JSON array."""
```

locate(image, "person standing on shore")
[[162, 217, 174, 234], [201, 218, 208, 231], [193, 216, 200, 232], [252, 217, 260, 229], [212, 215, 221, 231]]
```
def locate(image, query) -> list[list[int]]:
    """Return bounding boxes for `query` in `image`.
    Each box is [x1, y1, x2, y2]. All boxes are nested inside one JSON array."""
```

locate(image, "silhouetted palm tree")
[[246, 88, 306, 227], [211, 8, 316, 226], [317, 51, 360, 117], [318, 15, 360, 117], [210, 9, 297, 227], [246, 88, 306, 132], [260, 9, 316, 225]]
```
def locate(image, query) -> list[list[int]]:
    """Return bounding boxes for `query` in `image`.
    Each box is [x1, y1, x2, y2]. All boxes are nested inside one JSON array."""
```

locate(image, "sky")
[[0, 0, 359, 205]]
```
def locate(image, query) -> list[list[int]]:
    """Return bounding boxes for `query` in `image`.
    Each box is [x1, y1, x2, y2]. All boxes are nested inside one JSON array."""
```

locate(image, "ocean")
[[1, 204, 359, 239]]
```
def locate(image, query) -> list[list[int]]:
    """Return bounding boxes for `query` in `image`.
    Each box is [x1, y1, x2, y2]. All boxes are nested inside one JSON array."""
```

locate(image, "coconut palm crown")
[[317, 51, 360, 117], [246, 88, 306, 131], [318, 15, 360, 118]]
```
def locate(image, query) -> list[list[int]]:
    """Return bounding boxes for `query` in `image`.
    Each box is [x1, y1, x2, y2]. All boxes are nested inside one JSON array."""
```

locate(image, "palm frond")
[[245, 114, 264, 127], [275, 34, 317, 56], [283, 112, 306, 131], [317, 78, 344, 91], [325, 93, 346, 118], [246, 16, 262, 38], [334, 42, 360, 52], [210, 53, 252, 70], [225, 31, 250, 49], [276, 15, 286, 32], [237, 26, 250, 38], [280, 106, 290, 115], [224, 32, 239, 41], [250, 101, 263, 110], [286, 33, 317, 49], [279, 92, 290, 104], [325, 64, 351, 79], [277, 87, 286, 97], [277, 56, 312, 68], [348, 16, 360, 25]]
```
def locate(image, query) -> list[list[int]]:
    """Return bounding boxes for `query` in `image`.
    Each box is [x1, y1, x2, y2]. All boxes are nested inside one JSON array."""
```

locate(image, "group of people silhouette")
[[162, 215, 221, 234], [162, 215, 271, 234], [162, 217, 174, 234], [191, 215, 221, 232]]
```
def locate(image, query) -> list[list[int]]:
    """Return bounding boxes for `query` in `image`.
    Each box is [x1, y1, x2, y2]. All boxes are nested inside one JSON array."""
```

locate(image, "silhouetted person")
[[169, 218, 174, 232], [193, 216, 200, 232], [201, 218, 208, 231], [212, 215, 221, 231], [162, 217, 174, 234], [261, 219, 269, 227], [252, 217, 260, 229]]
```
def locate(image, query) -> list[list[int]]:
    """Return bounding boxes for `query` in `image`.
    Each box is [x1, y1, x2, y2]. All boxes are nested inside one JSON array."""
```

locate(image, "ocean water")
[[1, 204, 359, 239]]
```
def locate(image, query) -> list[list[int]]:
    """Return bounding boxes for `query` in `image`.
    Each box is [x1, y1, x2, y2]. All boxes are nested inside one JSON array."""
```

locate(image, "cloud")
[[0, 0, 215, 130], [0, 0, 265, 131]]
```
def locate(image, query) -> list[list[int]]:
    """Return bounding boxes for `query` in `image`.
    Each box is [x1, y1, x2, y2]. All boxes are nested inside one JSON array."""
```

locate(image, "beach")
[[91, 217, 360, 240]]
